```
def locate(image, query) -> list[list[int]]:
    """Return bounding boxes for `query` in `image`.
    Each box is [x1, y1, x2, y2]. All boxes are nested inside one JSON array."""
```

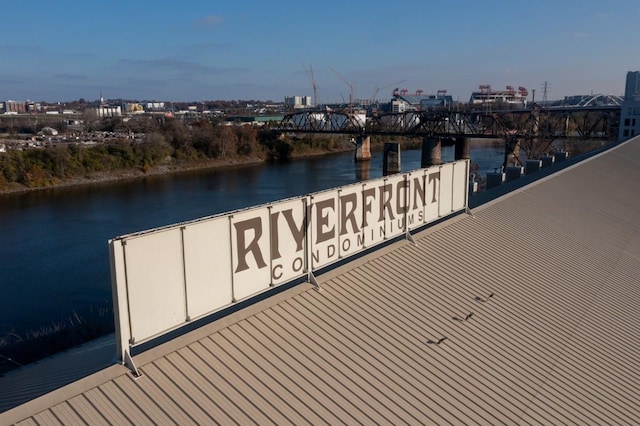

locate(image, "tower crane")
[[372, 79, 406, 102], [301, 62, 318, 108], [329, 66, 355, 110]]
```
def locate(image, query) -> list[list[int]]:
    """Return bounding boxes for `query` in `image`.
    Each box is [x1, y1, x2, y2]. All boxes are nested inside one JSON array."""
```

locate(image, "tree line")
[[0, 117, 344, 190]]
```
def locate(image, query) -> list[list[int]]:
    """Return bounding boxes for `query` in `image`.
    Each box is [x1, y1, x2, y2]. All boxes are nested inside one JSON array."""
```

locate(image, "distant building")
[[145, 102, 165, 111], [619, 71, 640, 141], [624, 71, 640, 100], [391, 98, 410, 113], [469, 85, 528, 107], [4, 100, 27, 114], [391, 89, 453, 111], [125, 103, 144, 113], [96, 105, 122, 118], [284, 96, 312, 109]]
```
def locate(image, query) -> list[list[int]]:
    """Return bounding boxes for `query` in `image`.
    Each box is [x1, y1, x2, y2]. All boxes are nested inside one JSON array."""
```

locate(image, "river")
[[0, 141, 505, 340]]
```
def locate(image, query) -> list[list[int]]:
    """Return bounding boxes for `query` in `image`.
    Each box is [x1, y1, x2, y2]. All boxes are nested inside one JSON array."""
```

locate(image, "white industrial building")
[[95, 105, 122, 118], [284, 95, 312, 109], [619, 71, 640, 140]]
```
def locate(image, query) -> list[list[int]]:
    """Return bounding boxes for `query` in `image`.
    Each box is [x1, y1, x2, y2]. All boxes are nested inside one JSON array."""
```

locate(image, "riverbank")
[[0, 143, 358, 196]]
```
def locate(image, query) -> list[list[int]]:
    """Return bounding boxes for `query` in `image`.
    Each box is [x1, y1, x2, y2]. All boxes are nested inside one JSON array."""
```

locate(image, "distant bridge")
[[275, 105, 620, 141]]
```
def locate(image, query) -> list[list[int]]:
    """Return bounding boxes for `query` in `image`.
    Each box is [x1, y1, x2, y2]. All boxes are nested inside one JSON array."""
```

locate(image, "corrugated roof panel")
[[47, 401, 85, 425], [276, 296, 466, 424], [169, 345, 262, 424], [317, 277, 521, 424], [188, 338, 290, 424], [15, 417, 38, 426], [65, 394, 111, 425], [81, 387, 131, 424]]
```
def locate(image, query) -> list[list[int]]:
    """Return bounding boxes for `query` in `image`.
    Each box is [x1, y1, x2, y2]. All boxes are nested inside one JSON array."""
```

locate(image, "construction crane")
[[329, 66, 355, 109], [372, 79, 406, 101], [301, 62, 318, 108]]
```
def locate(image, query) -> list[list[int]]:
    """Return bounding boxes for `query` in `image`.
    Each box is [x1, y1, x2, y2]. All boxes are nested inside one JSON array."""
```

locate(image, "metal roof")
[[3, 138, 640, 425]]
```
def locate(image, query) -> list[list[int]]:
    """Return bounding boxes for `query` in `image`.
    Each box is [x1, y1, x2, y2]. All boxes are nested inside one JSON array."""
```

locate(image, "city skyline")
[[1, 0, 638, 103]]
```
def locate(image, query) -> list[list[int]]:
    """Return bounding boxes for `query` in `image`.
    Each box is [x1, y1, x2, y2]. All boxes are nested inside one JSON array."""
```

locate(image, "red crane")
[[374, 80, 407, 101]]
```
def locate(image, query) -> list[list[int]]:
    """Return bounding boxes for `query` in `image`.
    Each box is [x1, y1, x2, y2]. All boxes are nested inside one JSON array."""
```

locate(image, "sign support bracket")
[[308, 271, 322, 292], [405, 230, 417, 245], [124, 349, 142, 378]]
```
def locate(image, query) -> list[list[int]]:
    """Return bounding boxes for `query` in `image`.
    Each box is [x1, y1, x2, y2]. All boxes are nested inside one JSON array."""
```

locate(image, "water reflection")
[[355, 161, 371, 181]]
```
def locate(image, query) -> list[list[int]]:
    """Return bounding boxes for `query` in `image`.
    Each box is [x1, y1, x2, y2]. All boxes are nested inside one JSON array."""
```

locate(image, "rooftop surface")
[[2, 137, 640, 425]]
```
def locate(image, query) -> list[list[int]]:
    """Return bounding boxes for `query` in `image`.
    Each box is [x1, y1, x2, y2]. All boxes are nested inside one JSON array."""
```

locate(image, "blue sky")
[[1, 0, 638, 103]]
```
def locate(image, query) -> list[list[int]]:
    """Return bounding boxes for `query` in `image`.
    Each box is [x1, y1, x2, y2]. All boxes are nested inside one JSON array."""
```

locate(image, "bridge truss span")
[[279, 109, 366, 134], [276, 106, 620, 141]]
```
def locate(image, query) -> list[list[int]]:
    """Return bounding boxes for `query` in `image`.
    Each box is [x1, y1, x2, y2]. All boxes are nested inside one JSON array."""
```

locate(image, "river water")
[[0, 141, 504, 338]]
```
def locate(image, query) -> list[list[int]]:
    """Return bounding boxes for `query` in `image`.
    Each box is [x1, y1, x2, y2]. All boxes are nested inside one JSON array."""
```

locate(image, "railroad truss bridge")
[[274, 105, 620, 167]]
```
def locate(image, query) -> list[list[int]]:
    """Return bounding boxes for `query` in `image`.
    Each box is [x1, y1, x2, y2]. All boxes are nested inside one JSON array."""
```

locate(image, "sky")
[[1, 0, 639, 103]]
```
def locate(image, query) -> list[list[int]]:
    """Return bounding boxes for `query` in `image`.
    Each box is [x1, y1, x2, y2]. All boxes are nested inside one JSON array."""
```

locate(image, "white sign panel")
[[269, 198, 309, 285], [124, 228, 186, 343], [231, 207, 272, 301], [309, 190, 340, 270], [361, 179, 386, 248], [406, 170, 426, 229], [182, 217, 233, 320], [439, 163, 454, 217], [383, 174, 409, 239], [423, 166, 440, 222], [337, 184, 365, 258], [452, 160, 469, 211], [110, 160, 470, 362]]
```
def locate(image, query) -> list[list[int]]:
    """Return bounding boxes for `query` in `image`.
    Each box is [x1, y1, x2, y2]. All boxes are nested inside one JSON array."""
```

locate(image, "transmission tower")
[[542, 81, 550, 104]]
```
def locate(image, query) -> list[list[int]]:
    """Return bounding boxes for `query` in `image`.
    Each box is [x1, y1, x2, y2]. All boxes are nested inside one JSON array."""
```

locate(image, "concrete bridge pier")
[[510, 139, 522, 167], [454, 137, 471, 161], [354, 135, 371, 162], [421, 137, 441, 167], [505, 138, 522, 168], [383, 142, 401, 176]]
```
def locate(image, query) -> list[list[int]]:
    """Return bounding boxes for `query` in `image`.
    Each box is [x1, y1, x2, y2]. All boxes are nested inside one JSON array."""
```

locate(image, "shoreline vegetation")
[[0, 147, 345, 195], [0, 118, 422, 196]]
